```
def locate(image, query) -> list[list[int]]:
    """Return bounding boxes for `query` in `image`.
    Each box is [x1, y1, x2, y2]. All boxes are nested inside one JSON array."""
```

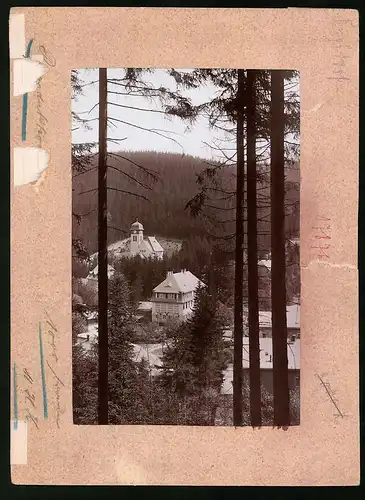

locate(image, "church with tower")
[[108, 218, 164, 260]]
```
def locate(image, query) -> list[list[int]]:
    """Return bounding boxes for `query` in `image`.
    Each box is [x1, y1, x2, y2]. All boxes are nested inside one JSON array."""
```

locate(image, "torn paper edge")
[[9, 13, 25, 59], [13, 58, 46, 97], [13, 147, 49, 187], [10, 420, 27, 465], [301, 261, 357, 271]]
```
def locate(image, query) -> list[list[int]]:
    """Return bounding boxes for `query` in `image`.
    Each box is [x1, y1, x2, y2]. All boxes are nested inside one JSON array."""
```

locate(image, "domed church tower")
[[130, 218, 144, 256]]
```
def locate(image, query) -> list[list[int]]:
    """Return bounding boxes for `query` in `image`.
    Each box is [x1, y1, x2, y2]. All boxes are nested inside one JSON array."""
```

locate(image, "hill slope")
[[72, 150, 299, 254]]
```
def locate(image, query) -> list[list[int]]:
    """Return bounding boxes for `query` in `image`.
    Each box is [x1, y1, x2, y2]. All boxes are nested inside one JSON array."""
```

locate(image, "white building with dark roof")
[[108, 219, 164, 260], [259, 304, 300, 339], [151, 270, 205, 323], [221, 337, 300, 396]]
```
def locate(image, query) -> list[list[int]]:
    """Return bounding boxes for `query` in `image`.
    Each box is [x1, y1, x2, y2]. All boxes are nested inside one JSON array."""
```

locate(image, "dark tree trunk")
[[233, 69, 245, 426], [246, 69, 262, 427], [270, 70, 290, 426], [98, 68, 109, 425]]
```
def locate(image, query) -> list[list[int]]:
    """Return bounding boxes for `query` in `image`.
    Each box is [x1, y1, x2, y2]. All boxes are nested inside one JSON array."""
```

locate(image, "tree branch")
[[107, 164, 152, 190], [107, 117, 184, 153], [106, 186, 151, 202]]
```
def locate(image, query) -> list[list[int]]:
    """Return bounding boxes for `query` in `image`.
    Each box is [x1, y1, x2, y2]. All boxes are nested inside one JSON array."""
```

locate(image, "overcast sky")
[[72, 69, 299, 160], [72, 68, 230, 159]]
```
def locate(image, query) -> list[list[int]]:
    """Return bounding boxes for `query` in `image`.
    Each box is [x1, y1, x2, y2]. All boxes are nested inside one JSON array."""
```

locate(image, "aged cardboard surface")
[[10, 7, 359, 485]]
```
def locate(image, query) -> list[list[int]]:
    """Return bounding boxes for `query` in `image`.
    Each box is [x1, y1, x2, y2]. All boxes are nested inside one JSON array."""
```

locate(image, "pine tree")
[[159, 285, 227, 425], [107, 272, 140, 424]]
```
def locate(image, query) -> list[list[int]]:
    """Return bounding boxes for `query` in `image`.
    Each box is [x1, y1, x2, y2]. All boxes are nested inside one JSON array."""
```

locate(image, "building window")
[[132, 236, 137, 242]]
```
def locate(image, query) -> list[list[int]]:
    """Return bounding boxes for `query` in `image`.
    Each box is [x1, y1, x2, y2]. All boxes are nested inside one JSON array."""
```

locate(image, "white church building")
[[108, 219, 164, 260], [151, 270, 205, 323]]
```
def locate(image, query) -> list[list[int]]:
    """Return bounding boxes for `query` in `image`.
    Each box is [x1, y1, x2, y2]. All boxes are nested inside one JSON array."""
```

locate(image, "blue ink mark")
[[25, 39, 33, 58], [21, 39, 34, 142], [39, 321, 48, 419], [13, 362, 18, 430]]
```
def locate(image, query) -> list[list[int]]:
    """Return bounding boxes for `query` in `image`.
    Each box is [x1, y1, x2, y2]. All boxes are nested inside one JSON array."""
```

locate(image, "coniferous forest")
[[72, 68, 300, 427]]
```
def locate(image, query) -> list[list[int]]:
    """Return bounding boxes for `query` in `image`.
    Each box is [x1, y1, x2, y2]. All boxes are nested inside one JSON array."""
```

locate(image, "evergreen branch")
[[107, 165, 152, 190], [107, 226, 128, 234], [106, 137, 128, 143], [205, 204, 236, 212], [107, 101, 170, 115], [77, 188, 98, 196], [78, 103, 99, 115], [72, 166, 97, 178], [107, 152, 161, 182], [106, 117, 185, 153], [79, 80, 99, 88], [73, 208, 97, 218], [106, 187, 151, 202]]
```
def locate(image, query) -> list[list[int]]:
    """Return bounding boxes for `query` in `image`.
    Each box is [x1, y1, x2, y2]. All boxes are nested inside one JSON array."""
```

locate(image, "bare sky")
[[72, 68, 228, 159], [72, 69, 299, 160]]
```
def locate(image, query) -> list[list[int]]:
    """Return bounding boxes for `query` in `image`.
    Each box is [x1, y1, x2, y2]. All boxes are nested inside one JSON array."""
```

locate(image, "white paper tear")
[[10, 420, 27, 465], [13, 147, 49, 187], [9, 13, 25, 59], [13, 58, 46, 97], [301, 260, 357, 271]]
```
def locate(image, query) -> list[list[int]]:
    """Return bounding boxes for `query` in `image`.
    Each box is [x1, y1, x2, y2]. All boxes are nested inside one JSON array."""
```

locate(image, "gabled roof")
[[221, 338, 300, 395], [242, 338, 300, 370], [147, 236, 164, 253], [259, 304, 300, 329], [258, 259, 272, 270], [138, 301, 152, 311], [108, 236, 164, 257], [153, 271, 204, 293]]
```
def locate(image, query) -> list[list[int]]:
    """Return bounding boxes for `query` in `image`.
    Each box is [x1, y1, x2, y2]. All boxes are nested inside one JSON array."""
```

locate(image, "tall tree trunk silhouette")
[[270, 70, 290, 426], [246, 69, 261, 426], [233, 69, 245, 426], [98, 68, 109, 424]]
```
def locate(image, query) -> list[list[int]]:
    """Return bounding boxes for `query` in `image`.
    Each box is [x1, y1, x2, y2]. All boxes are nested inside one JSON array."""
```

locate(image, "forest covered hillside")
[[72, 150, 299, 255]]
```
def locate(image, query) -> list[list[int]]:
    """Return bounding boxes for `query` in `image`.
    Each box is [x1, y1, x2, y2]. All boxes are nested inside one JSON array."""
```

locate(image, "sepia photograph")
[[71, 68, 300, 427]]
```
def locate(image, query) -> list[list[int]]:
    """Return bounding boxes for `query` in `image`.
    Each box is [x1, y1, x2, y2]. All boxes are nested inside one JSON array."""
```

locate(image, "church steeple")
[[130, 218, 144, 255]]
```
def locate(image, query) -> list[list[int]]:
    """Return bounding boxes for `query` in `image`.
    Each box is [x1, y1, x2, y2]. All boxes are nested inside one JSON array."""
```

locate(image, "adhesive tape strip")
[[13, 58, 46, 97], [13, 147, 49, 187], [10, 420, 27, 465], [9, 13, 25, 59]]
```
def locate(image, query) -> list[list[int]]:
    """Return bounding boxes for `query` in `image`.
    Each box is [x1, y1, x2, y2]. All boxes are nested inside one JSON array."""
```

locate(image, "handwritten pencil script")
[[22, 367, 39, 429], [35, 44, 56, 149], [327, 18, 354, 94], [317, 374, 346, 418], [45, 312, 65, 428]]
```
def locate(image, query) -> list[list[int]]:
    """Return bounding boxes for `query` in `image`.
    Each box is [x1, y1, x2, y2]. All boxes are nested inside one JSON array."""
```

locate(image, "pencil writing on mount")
[[316, 374, 345, 418]]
